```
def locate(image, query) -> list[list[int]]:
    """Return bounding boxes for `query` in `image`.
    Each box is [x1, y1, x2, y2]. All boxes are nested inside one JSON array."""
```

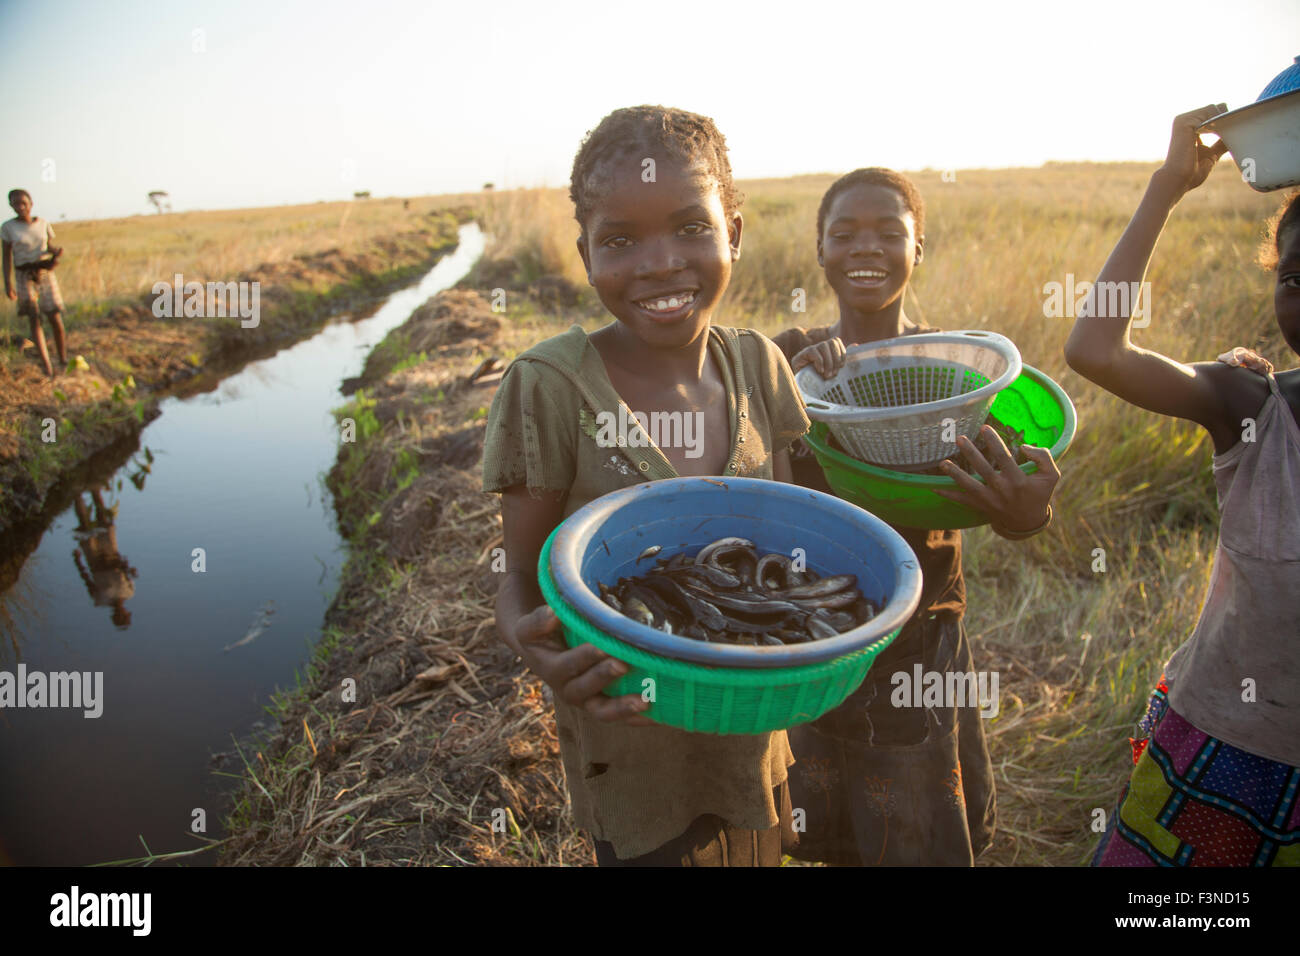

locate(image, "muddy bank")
[[219, 287, 596, 866], [0, 207, 470, 537]]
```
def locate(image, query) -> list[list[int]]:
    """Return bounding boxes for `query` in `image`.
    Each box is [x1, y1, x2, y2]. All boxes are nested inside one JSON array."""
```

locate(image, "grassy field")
[[5, 194, 485, 335], [469, 164, 1292, 865]]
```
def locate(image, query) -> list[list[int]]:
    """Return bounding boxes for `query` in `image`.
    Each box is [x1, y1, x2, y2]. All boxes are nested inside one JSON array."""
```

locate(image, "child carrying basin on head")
[[1066, 106, 1300, 866], [480, 105, 810, 866]]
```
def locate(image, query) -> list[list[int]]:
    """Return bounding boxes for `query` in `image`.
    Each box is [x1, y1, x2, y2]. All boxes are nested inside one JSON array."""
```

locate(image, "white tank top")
[[1163, 373, 1300, 766]]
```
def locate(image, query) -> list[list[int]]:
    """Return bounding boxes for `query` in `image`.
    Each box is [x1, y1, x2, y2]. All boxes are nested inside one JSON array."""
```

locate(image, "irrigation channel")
[[0, 223, 485, 865]]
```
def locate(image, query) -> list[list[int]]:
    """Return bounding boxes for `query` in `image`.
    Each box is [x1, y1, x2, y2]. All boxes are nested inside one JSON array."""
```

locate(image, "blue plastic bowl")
[[548, 476, 923, 668]]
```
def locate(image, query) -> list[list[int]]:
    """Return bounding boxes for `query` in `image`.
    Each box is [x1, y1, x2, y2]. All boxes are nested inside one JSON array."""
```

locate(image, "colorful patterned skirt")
[[1093, 677, 1300, 867]]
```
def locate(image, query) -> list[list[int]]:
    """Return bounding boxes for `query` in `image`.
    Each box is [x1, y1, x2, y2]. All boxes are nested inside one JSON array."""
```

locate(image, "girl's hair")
[[8, 188, 31, 205], [569, 105, 743, 233], [817, 168, 925, 241], [1258, 190, 1300, 270]]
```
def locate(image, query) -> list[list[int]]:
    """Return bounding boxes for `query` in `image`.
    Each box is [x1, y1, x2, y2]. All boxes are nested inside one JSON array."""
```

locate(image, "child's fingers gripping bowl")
[[513, 608, 652, 723], [515, 607, 605, 684], [559, 655, 654, 724], [513, 605, 567, 655], [581, 691, 654, 725], [559, 653, 626, 703], [818, 338, 847, 378]]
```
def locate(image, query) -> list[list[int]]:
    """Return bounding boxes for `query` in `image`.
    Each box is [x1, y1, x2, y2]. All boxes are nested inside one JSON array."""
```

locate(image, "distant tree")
[[483, 182, 495, 191], [147, 190, 169, 214], [353, 190, 371, 199]]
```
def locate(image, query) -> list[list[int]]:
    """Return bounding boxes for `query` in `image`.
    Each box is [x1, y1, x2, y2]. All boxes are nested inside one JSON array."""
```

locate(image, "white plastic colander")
[[794, 331, 1022, 470]]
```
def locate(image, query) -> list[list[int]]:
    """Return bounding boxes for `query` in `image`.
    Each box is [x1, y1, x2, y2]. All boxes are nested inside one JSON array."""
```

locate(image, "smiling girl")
[[481, 106, 810, 866], [772, 168, 1062, 865]]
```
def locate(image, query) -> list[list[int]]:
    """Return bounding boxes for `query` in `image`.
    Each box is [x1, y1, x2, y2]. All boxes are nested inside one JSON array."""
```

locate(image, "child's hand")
[[933, 426, 1060, 533], [512, 605, 654, 725], [1155, 105, 1229, 198], [5, 287, 14, 301], [1217, 346, 1273, 376], [791, 337, 846, 378]]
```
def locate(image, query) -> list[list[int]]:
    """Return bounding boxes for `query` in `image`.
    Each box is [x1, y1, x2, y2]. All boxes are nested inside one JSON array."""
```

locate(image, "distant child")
[[772, 168, 1062, 865], [2, 188, 66, 377], [1068, 106, 1300, 866], [480, 106, 811, 866]]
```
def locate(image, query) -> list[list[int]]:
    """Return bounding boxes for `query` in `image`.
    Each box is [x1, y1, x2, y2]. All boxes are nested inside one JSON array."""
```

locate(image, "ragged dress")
[[481, 323, 811, 865]]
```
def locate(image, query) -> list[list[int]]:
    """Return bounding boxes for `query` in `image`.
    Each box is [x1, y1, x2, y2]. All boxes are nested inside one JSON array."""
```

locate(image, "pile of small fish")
[[597, 537, 877, 646]]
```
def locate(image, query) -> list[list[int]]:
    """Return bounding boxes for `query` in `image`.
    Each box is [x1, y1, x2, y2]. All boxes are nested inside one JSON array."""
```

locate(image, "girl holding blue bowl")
[[482, 105, 810, 866]]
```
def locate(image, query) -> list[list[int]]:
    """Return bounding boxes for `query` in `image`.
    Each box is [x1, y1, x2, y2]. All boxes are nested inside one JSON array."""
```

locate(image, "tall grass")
[[466, 187, 589, 288]]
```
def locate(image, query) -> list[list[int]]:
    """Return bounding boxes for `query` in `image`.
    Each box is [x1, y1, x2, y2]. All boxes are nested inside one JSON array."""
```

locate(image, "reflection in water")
[[0, 426, 149, 661], [71, 487, 137, 629]]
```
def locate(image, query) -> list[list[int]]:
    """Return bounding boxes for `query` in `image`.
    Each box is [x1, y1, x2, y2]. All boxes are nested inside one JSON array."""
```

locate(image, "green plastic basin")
[[803, 364, 1076, 530]]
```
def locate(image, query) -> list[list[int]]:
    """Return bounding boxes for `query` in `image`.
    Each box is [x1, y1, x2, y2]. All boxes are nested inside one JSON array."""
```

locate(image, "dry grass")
[[5, 194, 489, 333], [464, 188, 589, 290]]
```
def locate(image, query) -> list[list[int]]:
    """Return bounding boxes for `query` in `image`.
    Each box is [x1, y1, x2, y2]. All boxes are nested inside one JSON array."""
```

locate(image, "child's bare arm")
[[773, 448, 792, 483], [1064, 105, 1255, 451], [498, 486, 651, 724], [47, 222, 62, 263], [2, 241, 13, 298]]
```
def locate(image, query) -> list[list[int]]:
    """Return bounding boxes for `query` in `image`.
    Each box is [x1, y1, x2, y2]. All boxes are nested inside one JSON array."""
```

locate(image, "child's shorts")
[[15, 268, 64, 316], [1093, 677, 1300, 866]]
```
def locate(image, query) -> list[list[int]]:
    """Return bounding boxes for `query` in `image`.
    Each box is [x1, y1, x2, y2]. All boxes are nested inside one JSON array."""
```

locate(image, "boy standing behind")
[[3, 188, 66, 376]]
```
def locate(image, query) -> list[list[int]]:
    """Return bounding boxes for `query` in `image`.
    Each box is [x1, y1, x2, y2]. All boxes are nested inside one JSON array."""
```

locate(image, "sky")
[[2, 0, 1297, 221]]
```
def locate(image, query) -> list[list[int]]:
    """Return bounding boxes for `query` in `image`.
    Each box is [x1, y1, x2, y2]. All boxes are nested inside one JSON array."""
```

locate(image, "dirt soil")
[[0, 210, 467, 536], [219, 288, 595, 866]]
